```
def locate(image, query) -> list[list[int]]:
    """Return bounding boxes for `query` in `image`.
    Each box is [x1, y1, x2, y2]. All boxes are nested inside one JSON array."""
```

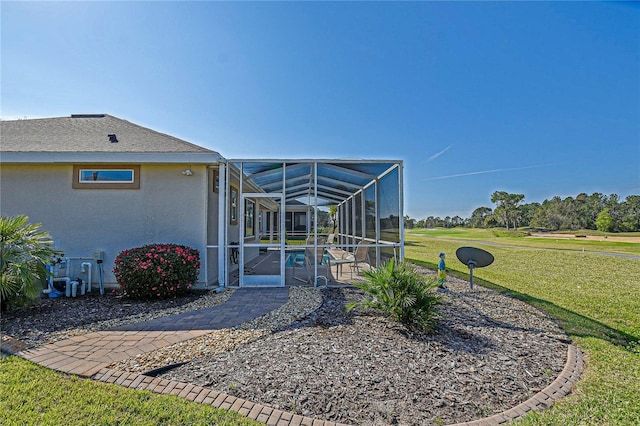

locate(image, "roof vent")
[[108, 134, 118, 143], [71, 114, 105, 118]]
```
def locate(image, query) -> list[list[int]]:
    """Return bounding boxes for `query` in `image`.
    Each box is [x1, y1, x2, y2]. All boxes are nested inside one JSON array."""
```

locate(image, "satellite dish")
[[456, 246, 494, 289]]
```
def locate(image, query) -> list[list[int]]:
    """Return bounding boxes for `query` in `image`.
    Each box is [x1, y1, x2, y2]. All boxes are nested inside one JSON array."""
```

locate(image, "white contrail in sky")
[[427, 144, 453, 162], [424, 164, 554, 180]]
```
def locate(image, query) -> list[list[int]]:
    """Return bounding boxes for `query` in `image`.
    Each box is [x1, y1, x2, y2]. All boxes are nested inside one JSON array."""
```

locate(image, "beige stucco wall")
[[0, 163, 215, 288]]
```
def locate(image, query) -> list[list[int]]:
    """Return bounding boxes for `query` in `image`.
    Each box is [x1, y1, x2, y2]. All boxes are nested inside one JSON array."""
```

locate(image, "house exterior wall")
[[0, 163, 213, 288]]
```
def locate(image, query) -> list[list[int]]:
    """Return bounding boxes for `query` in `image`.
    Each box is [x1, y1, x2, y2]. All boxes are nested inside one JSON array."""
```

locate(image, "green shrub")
[[113, 243, 200, 300], [347, 259, 441, 331], [1, 215, 59, 311]]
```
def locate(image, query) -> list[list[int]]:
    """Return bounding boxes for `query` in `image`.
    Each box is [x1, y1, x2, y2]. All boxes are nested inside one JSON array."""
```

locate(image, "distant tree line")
[[405, 191, 640, 232]]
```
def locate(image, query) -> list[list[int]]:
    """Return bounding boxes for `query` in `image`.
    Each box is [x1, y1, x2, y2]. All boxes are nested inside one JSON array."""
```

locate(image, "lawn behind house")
[[405, 228, 640, 425]]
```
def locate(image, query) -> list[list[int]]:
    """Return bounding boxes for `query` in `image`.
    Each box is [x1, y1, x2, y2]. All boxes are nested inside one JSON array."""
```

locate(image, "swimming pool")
[[285, 251, 331, 267]]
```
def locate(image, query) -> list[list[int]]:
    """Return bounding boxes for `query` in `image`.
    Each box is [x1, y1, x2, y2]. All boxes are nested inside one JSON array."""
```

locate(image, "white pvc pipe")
[[54, 277, 71, 297], [81, 262, 92, 293], [43, 264, 54, 294]]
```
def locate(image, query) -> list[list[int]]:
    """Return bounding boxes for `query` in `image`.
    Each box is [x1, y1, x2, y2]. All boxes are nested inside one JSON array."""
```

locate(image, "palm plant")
[[1, 215, 59, 311], [347, 258, 441, 331], [328, 205, 338, 233]]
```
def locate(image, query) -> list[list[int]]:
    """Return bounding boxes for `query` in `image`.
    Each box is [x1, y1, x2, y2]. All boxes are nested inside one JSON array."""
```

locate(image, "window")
[[245, 199, 255, 237], [293, 212, 307, 232], [73, 165, 140, 189]]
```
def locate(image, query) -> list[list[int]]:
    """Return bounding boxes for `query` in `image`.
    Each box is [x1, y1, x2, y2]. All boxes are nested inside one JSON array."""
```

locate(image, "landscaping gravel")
[[1, 288, 233, 346]]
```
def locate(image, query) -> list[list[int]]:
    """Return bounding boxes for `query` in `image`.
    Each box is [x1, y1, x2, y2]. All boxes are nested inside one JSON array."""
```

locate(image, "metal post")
[[217, 163, 227, 290], [239, 162, 244, 287], [468, 261, 476, 289], [398, 162, 405, 262], [374, 180, 380, 266], [280, 162, 286, 286]]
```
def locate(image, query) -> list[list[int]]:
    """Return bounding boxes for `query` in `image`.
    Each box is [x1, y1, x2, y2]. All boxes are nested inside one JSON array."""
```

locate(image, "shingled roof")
[[1, 114, 222, 163]]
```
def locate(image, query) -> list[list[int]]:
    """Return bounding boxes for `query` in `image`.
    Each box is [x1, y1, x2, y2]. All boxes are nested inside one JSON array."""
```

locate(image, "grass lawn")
[[406, 228, 640, 425], [0, 355, 262, 426]]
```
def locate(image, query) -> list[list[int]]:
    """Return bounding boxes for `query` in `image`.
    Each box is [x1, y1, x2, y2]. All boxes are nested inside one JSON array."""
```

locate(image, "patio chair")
[[326, 233, 336, 246], [291, 237, 330, 286], [347, 241, 371, 276]]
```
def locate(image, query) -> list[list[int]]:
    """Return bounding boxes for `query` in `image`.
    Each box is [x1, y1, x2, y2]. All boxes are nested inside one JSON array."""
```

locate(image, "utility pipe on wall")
[[98, 262, 105, 295], [81, 262, 92, 293]]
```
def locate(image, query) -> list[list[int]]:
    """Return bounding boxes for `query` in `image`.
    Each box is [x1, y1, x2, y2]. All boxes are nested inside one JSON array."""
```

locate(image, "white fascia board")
[[1, 152, 223, 164]]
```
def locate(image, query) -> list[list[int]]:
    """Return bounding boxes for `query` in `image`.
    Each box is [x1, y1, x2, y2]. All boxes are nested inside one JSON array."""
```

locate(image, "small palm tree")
[[1, 215, 59, 311], [347, 259, 442, 332], [328, 205, 338, 233]]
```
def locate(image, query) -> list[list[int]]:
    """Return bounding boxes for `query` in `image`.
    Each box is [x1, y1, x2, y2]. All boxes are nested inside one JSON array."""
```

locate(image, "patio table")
[[327, 248, 355, 279]]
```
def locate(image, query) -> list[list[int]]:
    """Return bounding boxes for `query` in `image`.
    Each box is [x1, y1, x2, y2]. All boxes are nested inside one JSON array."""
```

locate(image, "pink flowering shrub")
[[113, 243, 200, 300]]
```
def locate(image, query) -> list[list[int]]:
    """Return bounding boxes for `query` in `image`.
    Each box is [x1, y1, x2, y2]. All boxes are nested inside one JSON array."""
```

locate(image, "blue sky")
[[2, 1, 638, 219]]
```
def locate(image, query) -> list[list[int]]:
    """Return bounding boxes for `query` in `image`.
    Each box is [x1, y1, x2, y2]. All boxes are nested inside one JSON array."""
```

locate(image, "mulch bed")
[[160, 277, 569, 425]]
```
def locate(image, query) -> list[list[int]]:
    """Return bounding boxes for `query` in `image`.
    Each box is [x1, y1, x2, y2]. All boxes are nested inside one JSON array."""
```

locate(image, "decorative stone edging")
[[91, 367, 349, 426], [86, 344, 583, 426]]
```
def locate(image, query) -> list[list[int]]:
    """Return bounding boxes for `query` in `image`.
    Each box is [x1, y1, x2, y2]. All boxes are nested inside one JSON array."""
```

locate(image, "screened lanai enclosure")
[[214, 159, 403, 287]]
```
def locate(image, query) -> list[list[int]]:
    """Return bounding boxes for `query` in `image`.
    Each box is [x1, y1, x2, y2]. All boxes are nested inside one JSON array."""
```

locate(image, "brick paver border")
[[89, 367, 348, 426], [2, 335, 582, 425], [86, 344, 582, 426]]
